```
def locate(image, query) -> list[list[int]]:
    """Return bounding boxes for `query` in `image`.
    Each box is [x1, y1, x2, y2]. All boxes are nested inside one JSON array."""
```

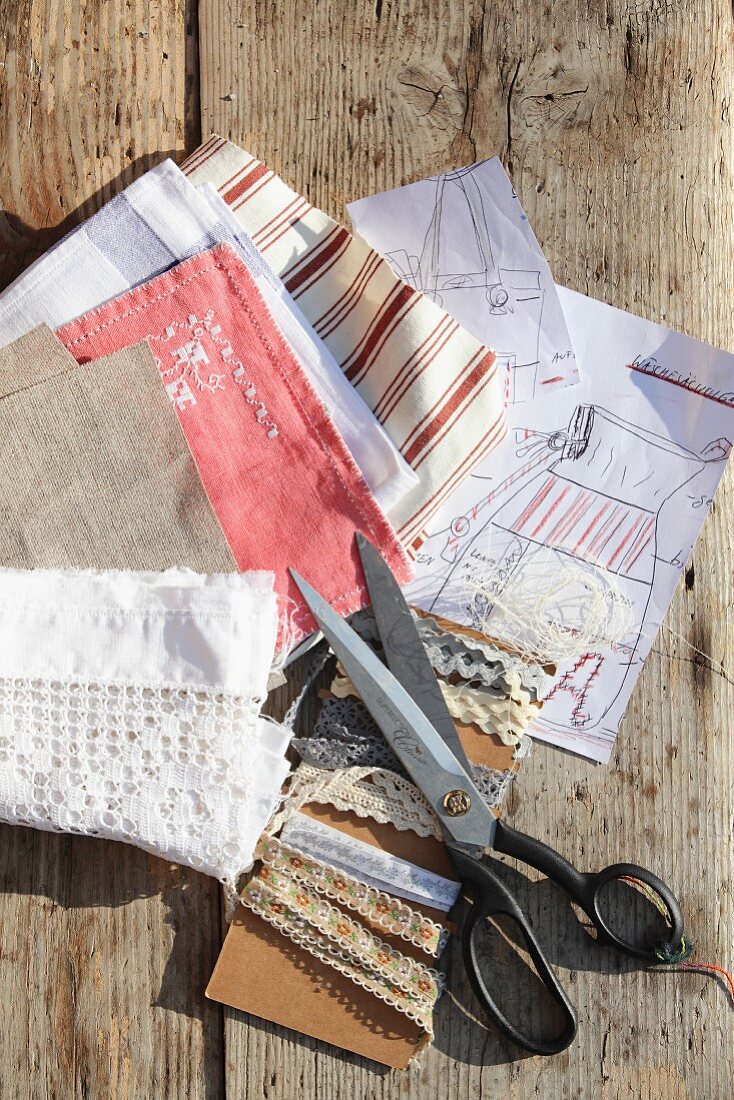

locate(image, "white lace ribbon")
[[280, 812, 461, 911]]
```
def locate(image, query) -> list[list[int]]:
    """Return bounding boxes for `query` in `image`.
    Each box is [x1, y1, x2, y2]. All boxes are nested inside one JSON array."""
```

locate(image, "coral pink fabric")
[[58, 243, 412, 644]]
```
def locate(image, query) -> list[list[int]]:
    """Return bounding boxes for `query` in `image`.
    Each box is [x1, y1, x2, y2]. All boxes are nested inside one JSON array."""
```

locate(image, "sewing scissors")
[[290, 533, 686, 1056]]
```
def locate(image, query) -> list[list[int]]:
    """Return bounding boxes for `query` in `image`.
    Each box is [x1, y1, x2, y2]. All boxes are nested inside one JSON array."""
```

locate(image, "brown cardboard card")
[[206, 720, 514, 1069], [206, 806, 447, 1067]]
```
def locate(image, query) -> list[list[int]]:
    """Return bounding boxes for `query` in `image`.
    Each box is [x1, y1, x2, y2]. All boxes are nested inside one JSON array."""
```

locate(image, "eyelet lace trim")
[[0, 675, 286, 888]]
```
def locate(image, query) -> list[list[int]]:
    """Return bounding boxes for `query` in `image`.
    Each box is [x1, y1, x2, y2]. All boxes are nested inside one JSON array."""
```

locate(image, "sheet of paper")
[[347, 159, 579, 402], [406, 287, 734, 762]]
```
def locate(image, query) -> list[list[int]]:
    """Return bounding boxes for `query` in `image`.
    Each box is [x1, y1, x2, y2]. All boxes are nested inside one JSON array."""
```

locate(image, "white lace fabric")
[[0, 567, 290, 887]]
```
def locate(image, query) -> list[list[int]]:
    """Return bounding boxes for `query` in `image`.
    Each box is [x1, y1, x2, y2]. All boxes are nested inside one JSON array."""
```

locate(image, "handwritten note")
[[406, 287, 734, 762]]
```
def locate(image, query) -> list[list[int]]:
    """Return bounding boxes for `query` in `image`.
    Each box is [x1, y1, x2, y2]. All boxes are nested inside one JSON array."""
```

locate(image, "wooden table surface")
[[1, 2, 732, 1097]]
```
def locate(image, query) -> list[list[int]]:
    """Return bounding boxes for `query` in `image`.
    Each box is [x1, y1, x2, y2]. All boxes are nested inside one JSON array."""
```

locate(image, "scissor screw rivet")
[[443, 789, 471, 816]]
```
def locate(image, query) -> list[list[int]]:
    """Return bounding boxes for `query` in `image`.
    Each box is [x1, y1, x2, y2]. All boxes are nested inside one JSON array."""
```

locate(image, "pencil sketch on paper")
[[346, 159, 579, 402], [385, 167, 547, 403], [409, 403, 731, 742]]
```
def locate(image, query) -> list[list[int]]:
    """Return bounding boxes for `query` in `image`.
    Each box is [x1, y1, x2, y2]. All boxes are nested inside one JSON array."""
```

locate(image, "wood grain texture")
[[199, 2, 734, 1097], [0, 4, 223, 1099], [0, 1, 732, 1097], [0, 0, 199, 285]]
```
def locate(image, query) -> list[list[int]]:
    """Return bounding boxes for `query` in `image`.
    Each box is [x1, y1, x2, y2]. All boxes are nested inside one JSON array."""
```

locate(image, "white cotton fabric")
[[0, 567, 278, 694], [0, 567, 290, 886], [0, 160, 416, 518]]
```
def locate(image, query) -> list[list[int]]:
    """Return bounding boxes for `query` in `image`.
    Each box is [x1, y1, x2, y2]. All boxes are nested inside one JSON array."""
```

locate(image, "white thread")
[[460, 549, 635, 665]]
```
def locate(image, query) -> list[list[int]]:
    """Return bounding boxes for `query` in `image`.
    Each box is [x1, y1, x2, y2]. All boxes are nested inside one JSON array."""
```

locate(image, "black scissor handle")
[[492, 820, 686, 961], [446, 841, 578, 1056]]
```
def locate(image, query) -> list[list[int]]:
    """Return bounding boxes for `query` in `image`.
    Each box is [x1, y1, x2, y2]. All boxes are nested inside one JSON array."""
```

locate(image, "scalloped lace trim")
[[350, 608, 550, 698], [275, 762, 442, 839], [330, 667, 533, 746]]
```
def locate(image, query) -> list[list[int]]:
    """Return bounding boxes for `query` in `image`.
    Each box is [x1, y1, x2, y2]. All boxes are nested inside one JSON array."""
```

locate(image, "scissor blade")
[[291, 569, 495, 854], [356, 532, 472, 770]]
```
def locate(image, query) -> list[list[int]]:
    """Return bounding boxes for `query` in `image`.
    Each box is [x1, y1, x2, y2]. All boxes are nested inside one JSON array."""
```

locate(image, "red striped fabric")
[[181, 138, 507, 548], [342, 282, 419, 384], [285, 228, 352, 295], [223, 162, 270, 206], [373, 317, 459, 423], [403, 351, 491, 465]]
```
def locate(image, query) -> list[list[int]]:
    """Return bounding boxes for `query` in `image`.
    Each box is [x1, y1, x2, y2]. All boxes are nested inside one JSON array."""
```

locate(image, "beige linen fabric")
[[0, 322, 79, 397], [0, 325, 235, 572]]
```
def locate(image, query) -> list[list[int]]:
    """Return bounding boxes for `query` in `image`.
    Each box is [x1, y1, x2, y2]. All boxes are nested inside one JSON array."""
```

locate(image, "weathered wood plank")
[[0, 4, 224, 1098], [199, 2, 734, 1097], [0, 0, 200, 284]]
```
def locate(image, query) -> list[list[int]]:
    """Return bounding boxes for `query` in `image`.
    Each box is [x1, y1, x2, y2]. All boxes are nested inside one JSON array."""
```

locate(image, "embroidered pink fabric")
[[57, 243, 412, 645]]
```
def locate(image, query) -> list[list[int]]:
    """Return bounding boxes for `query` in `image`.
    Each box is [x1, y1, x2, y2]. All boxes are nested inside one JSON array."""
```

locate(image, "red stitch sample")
[[58, 243, 412, 646]]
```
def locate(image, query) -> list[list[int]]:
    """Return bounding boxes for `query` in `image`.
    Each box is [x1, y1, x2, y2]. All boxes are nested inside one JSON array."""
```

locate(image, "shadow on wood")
[[0, 153, 184, 293], [0, 820, 224, 1019]]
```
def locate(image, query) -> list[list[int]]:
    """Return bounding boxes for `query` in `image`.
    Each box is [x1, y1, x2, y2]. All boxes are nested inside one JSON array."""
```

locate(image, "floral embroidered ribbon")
[[241, 867, 442, 1035], [257, 864, 443, 999], [257, 833, 450, 955], [240, 883, 438, 1033]]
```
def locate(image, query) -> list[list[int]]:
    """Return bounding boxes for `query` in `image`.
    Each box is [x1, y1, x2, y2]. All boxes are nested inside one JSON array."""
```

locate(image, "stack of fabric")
[[0, 567, 286, 891], [0, 137, 507, 887]]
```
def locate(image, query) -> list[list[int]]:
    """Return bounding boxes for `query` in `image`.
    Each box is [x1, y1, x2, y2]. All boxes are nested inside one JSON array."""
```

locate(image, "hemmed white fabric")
[[0, 567, 278, 694], [0, 567, 290, 887]]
